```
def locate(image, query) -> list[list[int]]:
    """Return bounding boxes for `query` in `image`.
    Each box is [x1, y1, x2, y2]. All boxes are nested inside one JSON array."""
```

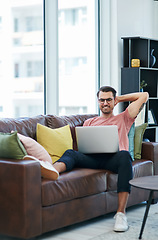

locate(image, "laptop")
[[75, 125, 119, 154]]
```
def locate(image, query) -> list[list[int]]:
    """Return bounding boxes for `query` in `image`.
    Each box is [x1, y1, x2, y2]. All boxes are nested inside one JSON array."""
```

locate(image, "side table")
[[130, 175, 158, 239]]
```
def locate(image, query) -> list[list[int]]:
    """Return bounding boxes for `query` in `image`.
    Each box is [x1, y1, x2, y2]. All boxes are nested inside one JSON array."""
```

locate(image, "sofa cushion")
[[134, 123, 148, 159], [0, 131, 27, 159], [17, 133, 52, 163], [128, 122, 148, 161], [128, 123, 135, 160], [45, 114, 98, 150], [41, 168, 107, 207], [37, 124, 73, 163], [106, 159, 153, 191]]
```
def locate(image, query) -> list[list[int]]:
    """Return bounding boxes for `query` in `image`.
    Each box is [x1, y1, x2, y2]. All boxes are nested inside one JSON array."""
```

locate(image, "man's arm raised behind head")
[[115, 92, 149, 119]]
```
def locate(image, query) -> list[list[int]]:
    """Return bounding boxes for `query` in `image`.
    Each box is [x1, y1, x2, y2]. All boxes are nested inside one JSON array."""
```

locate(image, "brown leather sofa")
[[0, 114, 157, 239]]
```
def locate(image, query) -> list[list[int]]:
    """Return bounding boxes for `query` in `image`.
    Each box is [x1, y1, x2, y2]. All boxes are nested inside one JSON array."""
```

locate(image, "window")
[[59, 57, 87, 75], [58, 0, 98, 115], [14, 63, 20, 78], [27, 61, 43, 77], [59, 106, 87, 115], [25, 16, 42, 32], [59, 7, 87, 27], [0, 16, 2, 30], [14, 18, 19, 32], [0, 1, 44, 117]]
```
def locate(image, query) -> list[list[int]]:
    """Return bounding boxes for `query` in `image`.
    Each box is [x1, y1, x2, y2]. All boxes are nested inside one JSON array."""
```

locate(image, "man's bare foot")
[[53, 162, 67, 173]]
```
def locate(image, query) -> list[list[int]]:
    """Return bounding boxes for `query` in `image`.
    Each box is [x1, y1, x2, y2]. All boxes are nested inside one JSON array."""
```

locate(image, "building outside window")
[[27, 61, 43, 77], [14, 18, 19, 32], [0, 0, 98, 118], [0, 0, 44, 118], [58, 0, 98, 115], [25, 16, 42, 32], [14, 63, 20, 78]]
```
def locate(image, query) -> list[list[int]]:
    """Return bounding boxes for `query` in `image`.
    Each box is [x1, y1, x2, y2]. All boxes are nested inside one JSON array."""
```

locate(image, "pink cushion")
[[17, 133, 52, 164]]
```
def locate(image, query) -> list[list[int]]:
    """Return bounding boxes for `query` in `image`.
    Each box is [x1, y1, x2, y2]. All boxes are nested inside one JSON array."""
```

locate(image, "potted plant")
[[140, 80, 147, 92]]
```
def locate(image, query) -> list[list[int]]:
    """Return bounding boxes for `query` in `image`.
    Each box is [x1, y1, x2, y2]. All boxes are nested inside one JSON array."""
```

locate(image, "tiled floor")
[[1, 202, 158, 240]]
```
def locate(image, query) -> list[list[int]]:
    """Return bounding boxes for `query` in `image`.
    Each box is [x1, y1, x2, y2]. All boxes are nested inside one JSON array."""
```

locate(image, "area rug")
[[90, 204, 158, 240]]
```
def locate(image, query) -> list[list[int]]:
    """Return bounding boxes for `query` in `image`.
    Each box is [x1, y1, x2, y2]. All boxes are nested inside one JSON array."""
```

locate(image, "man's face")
[[98, 91, 115, 115]]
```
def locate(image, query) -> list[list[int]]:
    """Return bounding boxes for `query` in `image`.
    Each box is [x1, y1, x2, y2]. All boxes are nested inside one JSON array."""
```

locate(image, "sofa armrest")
[[0, 159, 42, 239], [141, 142, 158, 175]]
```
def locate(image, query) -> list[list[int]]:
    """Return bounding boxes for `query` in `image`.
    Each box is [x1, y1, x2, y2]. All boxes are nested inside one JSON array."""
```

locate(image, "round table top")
[[129, 175, 158, 191]]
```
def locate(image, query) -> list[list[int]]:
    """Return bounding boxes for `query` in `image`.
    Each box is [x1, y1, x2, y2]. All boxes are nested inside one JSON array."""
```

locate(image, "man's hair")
[[97, 86, 117, 99]]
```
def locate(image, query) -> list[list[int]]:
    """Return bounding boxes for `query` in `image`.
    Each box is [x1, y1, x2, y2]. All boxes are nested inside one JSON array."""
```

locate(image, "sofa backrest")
[[45, 114, 97, 128], [0, 115, 46, 140], [45, 114, 97, 150], [0, 114, 97, 149]]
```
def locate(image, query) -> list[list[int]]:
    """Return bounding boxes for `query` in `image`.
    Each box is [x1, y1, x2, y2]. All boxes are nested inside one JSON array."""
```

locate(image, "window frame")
[[43, 0, 101, 115]]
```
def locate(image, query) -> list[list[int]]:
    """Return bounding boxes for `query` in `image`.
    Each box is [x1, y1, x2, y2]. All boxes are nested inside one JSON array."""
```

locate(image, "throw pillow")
[[36, 124, 73, 163], [23, 155, 59, 180], [0, 131, 27, 159], [134, 123, 148, 159], [128, 123, 135, 161], [17, 133, 52, 164]]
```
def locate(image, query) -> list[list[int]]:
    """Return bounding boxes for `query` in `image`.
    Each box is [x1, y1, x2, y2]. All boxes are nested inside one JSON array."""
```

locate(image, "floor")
[[1, 202, 158, 240]]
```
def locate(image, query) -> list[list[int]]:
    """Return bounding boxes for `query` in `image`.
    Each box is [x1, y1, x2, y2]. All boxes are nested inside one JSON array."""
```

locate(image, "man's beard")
[[100, 105, 112, 114]]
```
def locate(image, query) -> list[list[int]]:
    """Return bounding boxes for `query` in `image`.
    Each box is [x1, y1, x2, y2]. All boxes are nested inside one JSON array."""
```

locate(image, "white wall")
[[117, 0, 158, 93], [101, 0, 158, 96]]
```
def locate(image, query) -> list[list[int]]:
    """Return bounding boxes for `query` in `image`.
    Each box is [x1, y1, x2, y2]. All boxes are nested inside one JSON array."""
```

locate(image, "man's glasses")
[[98, 98, 113, 104]]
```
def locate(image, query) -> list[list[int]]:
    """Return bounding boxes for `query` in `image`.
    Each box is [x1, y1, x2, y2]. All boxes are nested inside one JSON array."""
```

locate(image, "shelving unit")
[[121, 36, 158, 142]]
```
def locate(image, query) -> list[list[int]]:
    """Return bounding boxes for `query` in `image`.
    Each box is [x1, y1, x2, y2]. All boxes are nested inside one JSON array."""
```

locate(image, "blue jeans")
[[56, 149, 133, 193]]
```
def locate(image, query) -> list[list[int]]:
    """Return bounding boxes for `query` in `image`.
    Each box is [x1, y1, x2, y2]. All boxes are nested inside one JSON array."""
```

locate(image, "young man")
[[25, 86, 148, 232], [52, 86, 149, 232]]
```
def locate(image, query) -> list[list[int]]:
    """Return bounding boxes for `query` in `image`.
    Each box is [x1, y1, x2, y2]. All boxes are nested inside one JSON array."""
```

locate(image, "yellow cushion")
[[36, 124, 73, 163]]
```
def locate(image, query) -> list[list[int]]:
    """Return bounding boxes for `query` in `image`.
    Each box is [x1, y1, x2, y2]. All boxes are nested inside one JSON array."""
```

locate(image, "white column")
[[100, 0, 118, 89], [100, 0, 111, 86], [153, 1, 158, 39], [110, 0, 118, 92], [44, 0, 59, 115]]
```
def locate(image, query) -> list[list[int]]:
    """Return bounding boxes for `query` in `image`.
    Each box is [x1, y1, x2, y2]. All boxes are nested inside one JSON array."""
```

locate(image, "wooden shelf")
[[121, 36, 158, 142]]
